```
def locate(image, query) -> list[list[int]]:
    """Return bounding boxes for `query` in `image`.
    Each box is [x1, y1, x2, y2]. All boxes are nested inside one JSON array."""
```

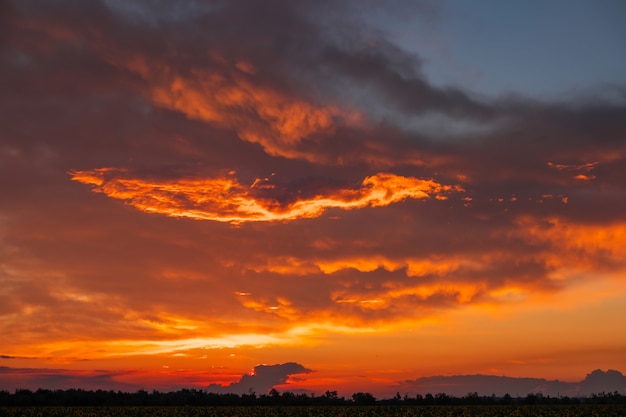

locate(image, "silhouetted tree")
[[1, 387, 625, 406], [352, 392, 376, 405]]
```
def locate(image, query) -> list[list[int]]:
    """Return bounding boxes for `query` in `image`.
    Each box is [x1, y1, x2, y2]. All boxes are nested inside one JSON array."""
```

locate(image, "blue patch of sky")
[[361, 0, 626, 99]]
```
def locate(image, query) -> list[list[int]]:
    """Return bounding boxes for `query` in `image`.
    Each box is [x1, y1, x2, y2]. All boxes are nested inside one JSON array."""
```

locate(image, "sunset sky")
[[1, 0, 626, 398]]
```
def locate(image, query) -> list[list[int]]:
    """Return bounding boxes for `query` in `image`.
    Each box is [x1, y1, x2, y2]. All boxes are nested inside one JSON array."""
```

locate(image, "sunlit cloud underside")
[[70, 169, 462, 223]]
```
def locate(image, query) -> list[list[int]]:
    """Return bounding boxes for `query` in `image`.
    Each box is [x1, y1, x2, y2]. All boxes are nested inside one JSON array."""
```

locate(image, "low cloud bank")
[[403, 369, 626, 397], [0, 366, 138, 392]]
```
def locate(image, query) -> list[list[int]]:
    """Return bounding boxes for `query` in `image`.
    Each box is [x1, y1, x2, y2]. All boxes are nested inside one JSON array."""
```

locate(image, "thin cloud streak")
[[70, 169, 462, 223]]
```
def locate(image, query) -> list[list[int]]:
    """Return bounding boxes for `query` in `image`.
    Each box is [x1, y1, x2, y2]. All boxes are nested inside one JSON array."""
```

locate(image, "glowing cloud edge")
[[70, 169, 463, 223]]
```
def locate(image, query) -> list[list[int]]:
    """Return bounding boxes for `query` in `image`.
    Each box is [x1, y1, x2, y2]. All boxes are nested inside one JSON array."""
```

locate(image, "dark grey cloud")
[[0, 355, 37, 359], [0, 366, 139, 391], [207, 362, 312, 395], [4, 0, 624, 178], [402, 369, 626, 397]]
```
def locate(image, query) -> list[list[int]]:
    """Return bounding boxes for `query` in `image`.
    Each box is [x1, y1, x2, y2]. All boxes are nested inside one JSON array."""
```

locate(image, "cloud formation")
[[207, 362, 312, 395], [70, 169, 461, 223], [0, 366, 138, 392], [402, 369, 626, 397], [1, 0, 625, 396]]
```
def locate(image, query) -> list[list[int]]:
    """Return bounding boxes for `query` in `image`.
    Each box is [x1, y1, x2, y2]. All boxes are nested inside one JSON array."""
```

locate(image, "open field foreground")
[[2, 406, 626, 417]]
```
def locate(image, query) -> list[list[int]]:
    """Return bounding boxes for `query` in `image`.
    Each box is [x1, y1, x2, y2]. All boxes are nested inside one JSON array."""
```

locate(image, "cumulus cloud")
[[207, 362, 312, 395]]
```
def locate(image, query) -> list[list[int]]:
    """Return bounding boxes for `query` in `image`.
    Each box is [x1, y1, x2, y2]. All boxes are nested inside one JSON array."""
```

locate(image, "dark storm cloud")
[[0, 0, 488, 167], [207, 362, 312, 395], [4, 0, 624, 176]]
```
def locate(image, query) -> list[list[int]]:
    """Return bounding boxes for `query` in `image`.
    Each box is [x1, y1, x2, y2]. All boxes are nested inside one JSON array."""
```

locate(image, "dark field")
[[2, 405, 626, 417]]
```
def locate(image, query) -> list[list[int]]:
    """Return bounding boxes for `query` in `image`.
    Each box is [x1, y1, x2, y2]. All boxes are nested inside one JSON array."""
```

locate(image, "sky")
[[1, 0, 626, 398]]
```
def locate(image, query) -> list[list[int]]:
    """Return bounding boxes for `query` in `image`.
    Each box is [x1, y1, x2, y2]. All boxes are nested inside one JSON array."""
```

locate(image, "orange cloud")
[[232, 214, 626, 328], [120, 57, 362, 162], [70, 169, 462, 223], [243, 255, 461, 278], [547, 161, 599, 181], [510, 217, 626, 271], [547, 161, 598, 171], [573, 174, 596, 181]]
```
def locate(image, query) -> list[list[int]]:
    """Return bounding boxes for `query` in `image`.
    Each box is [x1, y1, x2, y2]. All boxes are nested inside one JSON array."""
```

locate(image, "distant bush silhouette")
[[0, 387, 624, 406]]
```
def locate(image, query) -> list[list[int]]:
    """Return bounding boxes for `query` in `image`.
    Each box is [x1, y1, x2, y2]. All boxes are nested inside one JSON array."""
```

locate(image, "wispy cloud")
[[71, 169, 461, 223]]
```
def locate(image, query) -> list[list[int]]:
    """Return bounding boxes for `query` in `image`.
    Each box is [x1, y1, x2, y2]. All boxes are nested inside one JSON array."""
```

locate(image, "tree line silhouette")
[[1, 388, 625, 407]]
